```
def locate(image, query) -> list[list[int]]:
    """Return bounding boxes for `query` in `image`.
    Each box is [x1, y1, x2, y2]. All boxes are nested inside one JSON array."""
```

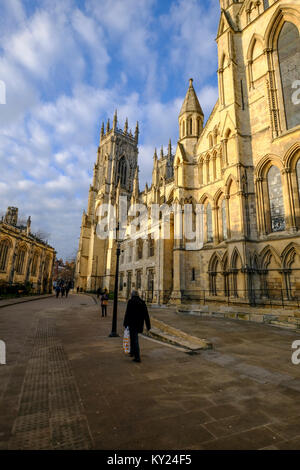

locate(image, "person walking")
[[65, 282, 71, 298], [61, 285, 65, 297], [55, 285, 60, 298], [96, 287, 102, 299], [100, 289, 109, 317], [123, 290, 151, 363]]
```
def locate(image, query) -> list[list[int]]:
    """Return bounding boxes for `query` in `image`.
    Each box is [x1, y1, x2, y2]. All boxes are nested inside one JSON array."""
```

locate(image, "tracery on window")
[[267, 165, 286, 232]]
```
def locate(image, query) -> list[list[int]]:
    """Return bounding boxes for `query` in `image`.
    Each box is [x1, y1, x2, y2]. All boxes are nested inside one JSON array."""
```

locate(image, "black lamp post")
[[109, 222, 120, 337]]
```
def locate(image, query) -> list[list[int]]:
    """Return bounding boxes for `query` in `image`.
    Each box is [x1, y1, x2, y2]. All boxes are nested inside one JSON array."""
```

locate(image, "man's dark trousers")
[[129, 328, 140, 360]]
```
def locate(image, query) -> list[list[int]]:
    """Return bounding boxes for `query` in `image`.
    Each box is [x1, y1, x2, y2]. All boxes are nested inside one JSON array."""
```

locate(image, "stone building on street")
[[0, 207, 55, 294]]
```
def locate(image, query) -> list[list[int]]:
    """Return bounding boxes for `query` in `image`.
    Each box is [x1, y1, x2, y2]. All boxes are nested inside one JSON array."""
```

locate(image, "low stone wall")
[[177, 305, 300, 332]]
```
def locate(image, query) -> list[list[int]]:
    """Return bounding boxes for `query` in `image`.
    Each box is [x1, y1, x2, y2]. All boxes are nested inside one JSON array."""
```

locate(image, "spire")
[[168, 138, 172, 157], [124, 118, 128, 134], [113, 110, 117, 130], [100, 122, 104, 139], [179, 78, 203, 118], [152, 149, 159, 187], [160, 145, 164, 159], [106, 118, 110, 133], [135, 121, 139, 143], [179, 78, 204, 143]]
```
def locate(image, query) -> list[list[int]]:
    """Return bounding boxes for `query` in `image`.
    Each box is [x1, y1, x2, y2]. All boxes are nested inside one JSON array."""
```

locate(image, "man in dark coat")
[[123, 290, 151, 363]]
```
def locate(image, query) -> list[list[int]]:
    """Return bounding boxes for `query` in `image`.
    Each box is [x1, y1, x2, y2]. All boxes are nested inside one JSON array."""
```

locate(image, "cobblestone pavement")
[[0, 295, 300, 450]]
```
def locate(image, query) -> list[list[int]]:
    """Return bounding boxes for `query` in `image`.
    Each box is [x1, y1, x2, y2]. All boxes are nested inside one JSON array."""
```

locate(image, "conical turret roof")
[[179, 78, 203, 118]]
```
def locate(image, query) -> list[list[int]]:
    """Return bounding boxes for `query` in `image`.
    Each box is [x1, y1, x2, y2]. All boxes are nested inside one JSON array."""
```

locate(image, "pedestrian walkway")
[[0, 294, 54, 309], [0, 294, 300, 450]]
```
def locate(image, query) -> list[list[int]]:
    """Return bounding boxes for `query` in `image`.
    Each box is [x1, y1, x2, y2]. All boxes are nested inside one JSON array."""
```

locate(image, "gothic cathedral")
[[75, 0, 300, 307]]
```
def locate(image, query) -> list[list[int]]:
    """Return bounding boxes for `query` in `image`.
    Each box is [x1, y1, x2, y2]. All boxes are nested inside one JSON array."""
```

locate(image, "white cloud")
[[0, 0, 220, 259], [160, 0, 219, 83]]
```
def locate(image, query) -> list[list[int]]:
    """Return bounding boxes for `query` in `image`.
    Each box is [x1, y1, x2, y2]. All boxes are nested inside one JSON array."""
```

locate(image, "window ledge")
[[273, 124, 300, 142]]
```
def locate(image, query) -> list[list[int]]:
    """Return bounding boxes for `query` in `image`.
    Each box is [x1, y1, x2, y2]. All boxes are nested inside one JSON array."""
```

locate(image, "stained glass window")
[[278, 22, 300, 130], [267, 166, 285, 232]]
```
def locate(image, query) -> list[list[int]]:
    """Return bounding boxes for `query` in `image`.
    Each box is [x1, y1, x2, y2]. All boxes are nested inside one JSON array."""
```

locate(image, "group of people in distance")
[[54, 280, 72, 298]]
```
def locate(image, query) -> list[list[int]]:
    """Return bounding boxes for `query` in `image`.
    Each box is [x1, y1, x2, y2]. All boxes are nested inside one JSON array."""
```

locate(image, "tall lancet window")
[[222, 199, 227, 240], [297, 159, 300, 199], [118, 157, 127, 186], [278, 22, 300, 130], [267, 166, 285, 232], [206, 203, 213, 242]]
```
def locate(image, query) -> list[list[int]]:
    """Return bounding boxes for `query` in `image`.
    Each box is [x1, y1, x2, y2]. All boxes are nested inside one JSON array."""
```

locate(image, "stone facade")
[[0, 207, 55, 293], [76, 0, 300, 307]]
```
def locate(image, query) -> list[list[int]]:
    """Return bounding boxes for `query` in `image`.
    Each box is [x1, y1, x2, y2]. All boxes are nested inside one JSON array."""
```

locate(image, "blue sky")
[[0, 0, 220, 259]]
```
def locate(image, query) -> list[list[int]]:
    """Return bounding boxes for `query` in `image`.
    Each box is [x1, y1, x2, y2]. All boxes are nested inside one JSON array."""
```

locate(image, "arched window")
[[136, 270, 142, 289], [136, 239, 143, 260], [44, 256, 50, 277], [278, 22, 300, 130], [206, 203, 213, 242], [118, 157, 127, 186], [222, 199, 227, 240], [189, 119, 193, 135], [267, 166, 285, 232], [148, 235, 155, 257], [297, 159, 300, 198], [0, 239, 10, 272], [31, 252, 39, 276], [15, 246, 26, 274]]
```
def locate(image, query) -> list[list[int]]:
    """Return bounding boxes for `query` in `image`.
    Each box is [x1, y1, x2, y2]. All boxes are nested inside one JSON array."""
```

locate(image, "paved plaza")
[[0, 294, 300, 450]]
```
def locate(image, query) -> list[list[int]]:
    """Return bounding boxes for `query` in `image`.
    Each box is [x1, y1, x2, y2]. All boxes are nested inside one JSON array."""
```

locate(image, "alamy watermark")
[[292, 80, 300, 105], [0, 340, 6, 365], [0, 80, 6, 104], [291, 340, 300, 365], [95, 196, 204, 249]]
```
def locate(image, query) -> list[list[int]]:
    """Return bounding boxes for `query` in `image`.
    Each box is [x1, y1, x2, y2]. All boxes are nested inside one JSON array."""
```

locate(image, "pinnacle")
[[179, 78, 204, 118]]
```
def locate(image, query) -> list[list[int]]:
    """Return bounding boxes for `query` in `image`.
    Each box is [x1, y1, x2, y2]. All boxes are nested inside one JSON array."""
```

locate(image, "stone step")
[[146, 317, 212, 352], [269, 320, 297, 330]]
